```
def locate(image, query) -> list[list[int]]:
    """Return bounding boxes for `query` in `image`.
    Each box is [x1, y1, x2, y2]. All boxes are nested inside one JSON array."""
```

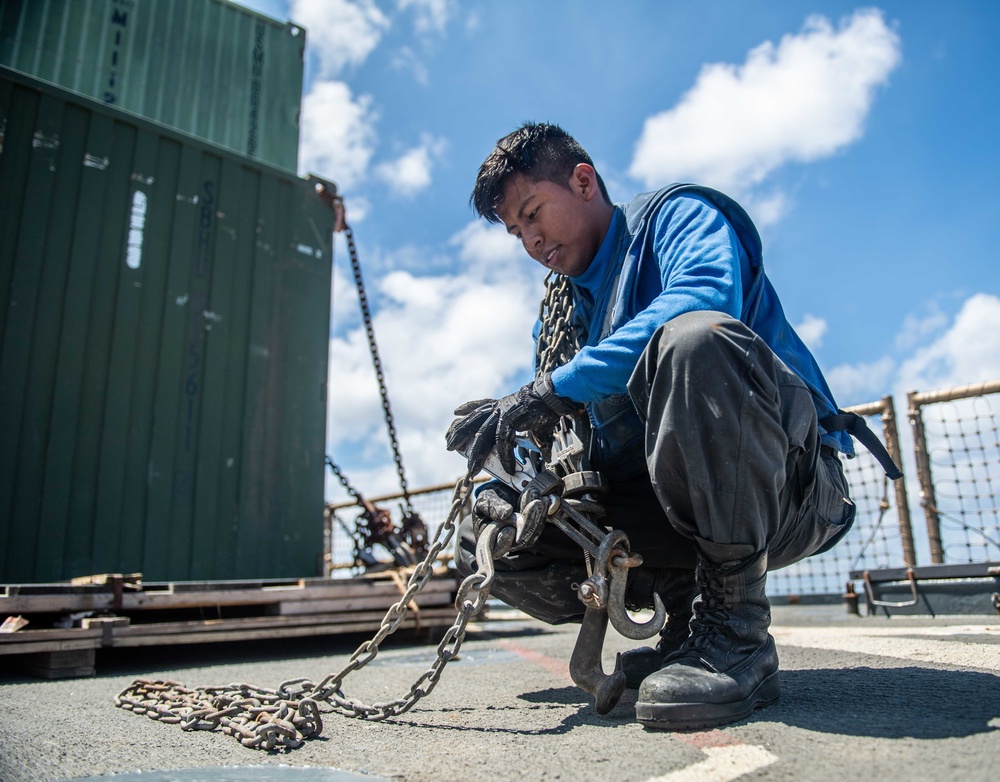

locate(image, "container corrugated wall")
[[0, 0, 304, 172], [0, 66, 333, 583]]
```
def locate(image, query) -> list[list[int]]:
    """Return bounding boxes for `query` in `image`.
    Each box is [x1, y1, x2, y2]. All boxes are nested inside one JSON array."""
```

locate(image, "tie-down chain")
[[114, 272, 663, 747], [116, 473, 491, 750]]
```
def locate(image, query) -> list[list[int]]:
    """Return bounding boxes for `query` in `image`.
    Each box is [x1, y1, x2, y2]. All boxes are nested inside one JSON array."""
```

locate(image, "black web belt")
[[819, 411, 903, 480]]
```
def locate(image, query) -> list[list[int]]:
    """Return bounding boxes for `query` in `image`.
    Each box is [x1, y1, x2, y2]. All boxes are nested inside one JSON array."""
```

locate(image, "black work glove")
[[445, 373, 579, 476], [471, 483, 520, 539], [494, 373, 579, 473], [445, 398, 500, 475], [473, 483, 548, 553]]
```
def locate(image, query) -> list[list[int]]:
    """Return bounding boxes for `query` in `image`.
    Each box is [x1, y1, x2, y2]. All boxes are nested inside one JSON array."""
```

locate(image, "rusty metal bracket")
[[863, 568, 920, 609]]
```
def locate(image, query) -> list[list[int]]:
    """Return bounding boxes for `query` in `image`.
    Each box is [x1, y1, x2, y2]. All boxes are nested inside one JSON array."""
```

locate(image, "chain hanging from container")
[[310, 193, 427, 561], [342, 224, 416, 517], [340, 221, 429, 554]]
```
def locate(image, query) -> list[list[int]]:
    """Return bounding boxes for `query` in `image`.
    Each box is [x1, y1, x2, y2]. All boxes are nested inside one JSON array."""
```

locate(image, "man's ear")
[[569, 163, 600, 201]]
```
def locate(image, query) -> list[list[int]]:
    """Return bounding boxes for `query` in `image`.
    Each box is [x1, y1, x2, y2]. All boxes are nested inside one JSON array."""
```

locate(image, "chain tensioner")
[[325, 457, 426, 570]]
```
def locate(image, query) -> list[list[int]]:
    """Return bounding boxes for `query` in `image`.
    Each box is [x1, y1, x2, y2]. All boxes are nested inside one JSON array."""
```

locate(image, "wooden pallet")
[[1, 569, 460, 678]]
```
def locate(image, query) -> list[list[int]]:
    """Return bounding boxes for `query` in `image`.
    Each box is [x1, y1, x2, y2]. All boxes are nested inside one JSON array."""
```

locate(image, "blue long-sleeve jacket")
[[545, 184, 851, 478]]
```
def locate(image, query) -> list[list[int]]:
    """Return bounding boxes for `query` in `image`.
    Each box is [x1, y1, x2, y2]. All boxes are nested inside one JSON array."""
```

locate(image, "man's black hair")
[[471, 122, 611, 223]]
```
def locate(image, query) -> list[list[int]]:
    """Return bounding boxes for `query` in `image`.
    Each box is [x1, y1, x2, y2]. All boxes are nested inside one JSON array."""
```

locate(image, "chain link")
[[116, 474, 481, 748], [536, 271, 581, 374], [343, 224, 414, 514], [326, 456, 364, 505], [115, 275, 581, 750]]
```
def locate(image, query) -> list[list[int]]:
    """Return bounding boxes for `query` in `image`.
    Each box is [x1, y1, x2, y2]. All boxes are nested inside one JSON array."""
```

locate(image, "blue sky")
[[237, 0, 1000, 502]]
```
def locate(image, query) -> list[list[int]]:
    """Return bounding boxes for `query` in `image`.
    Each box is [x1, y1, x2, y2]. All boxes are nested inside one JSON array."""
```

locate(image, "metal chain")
[[324, 456, 381, 568], [534, 275, 602, 579], [536, 271, 581, 374], [116, 472, 480, 750], [114, 275, 582, 751], [343, 224, 414, 514], [325, 456, 363, 505]]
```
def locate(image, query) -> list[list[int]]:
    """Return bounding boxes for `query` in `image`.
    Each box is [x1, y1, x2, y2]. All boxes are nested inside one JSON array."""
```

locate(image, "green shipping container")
[[0, 65, 334, 583], [0, 0, 304, 172]]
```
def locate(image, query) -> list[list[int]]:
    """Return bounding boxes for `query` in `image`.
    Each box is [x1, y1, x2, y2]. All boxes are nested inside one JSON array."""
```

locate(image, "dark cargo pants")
[[455, 311, 855, 624]]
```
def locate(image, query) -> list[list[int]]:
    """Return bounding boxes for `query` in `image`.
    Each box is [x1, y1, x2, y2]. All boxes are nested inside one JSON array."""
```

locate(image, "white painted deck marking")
[[771, 624, 1000, 669], [645, 744, 778, 782]]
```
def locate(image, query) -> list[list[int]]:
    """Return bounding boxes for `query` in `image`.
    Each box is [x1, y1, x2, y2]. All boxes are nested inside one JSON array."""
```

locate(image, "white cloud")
[[326, 224, 544, 496], [387, 2, 460, 86], [375, 135, 448, 197], [823, 293, 1000, 409], [827, 356, 897, 408], [895, 303, 950, 351], [741, 190, 789, 230], [397, 0, 458, 35], [390, 46, 430, 85], [449, 219, 529, 270], [794, 313, 828, 350], [896, 293, 1000, 393], [628, 9, 901, 219], [375, 269, 538, 412], [299, 80, 378, 188], [292, 0, 390, 77]]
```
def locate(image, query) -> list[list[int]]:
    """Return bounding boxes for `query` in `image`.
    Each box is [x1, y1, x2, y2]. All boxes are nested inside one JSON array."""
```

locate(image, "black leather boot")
[[635, 551, 779, 730], [620, 567, 698, 689]]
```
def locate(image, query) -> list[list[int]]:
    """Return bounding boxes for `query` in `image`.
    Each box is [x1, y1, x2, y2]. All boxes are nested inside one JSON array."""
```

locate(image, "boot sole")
[[635, 671, 780, 731]]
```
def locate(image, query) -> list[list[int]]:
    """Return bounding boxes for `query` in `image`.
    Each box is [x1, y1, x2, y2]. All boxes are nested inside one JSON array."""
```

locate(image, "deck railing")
[[327, 380, 1000, 599]]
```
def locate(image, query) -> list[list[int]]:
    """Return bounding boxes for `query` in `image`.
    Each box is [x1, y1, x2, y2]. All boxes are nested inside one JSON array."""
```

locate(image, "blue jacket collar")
[[573, 206, 625, 296]]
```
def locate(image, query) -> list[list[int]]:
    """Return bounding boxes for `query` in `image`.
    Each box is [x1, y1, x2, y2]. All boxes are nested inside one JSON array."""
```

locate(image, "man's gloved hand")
[[471, 483, 519, 538], [445, 398, 500, 475], [445, 373, 579, 476], [473, 483, 548, 552]]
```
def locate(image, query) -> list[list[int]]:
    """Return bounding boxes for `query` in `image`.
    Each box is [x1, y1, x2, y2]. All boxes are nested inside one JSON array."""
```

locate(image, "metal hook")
[[590, 530, 668, 640], [568, 606, 626, 714], [608, 563, 667, 640]]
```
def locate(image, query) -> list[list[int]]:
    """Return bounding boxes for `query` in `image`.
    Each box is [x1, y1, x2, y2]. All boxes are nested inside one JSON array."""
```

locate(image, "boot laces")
[[691, 575, 733, 635], [665, 572, 734, 665]]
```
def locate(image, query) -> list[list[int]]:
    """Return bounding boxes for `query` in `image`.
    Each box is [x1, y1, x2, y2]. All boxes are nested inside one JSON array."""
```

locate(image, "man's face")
[[496, 167, 607, 277]]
